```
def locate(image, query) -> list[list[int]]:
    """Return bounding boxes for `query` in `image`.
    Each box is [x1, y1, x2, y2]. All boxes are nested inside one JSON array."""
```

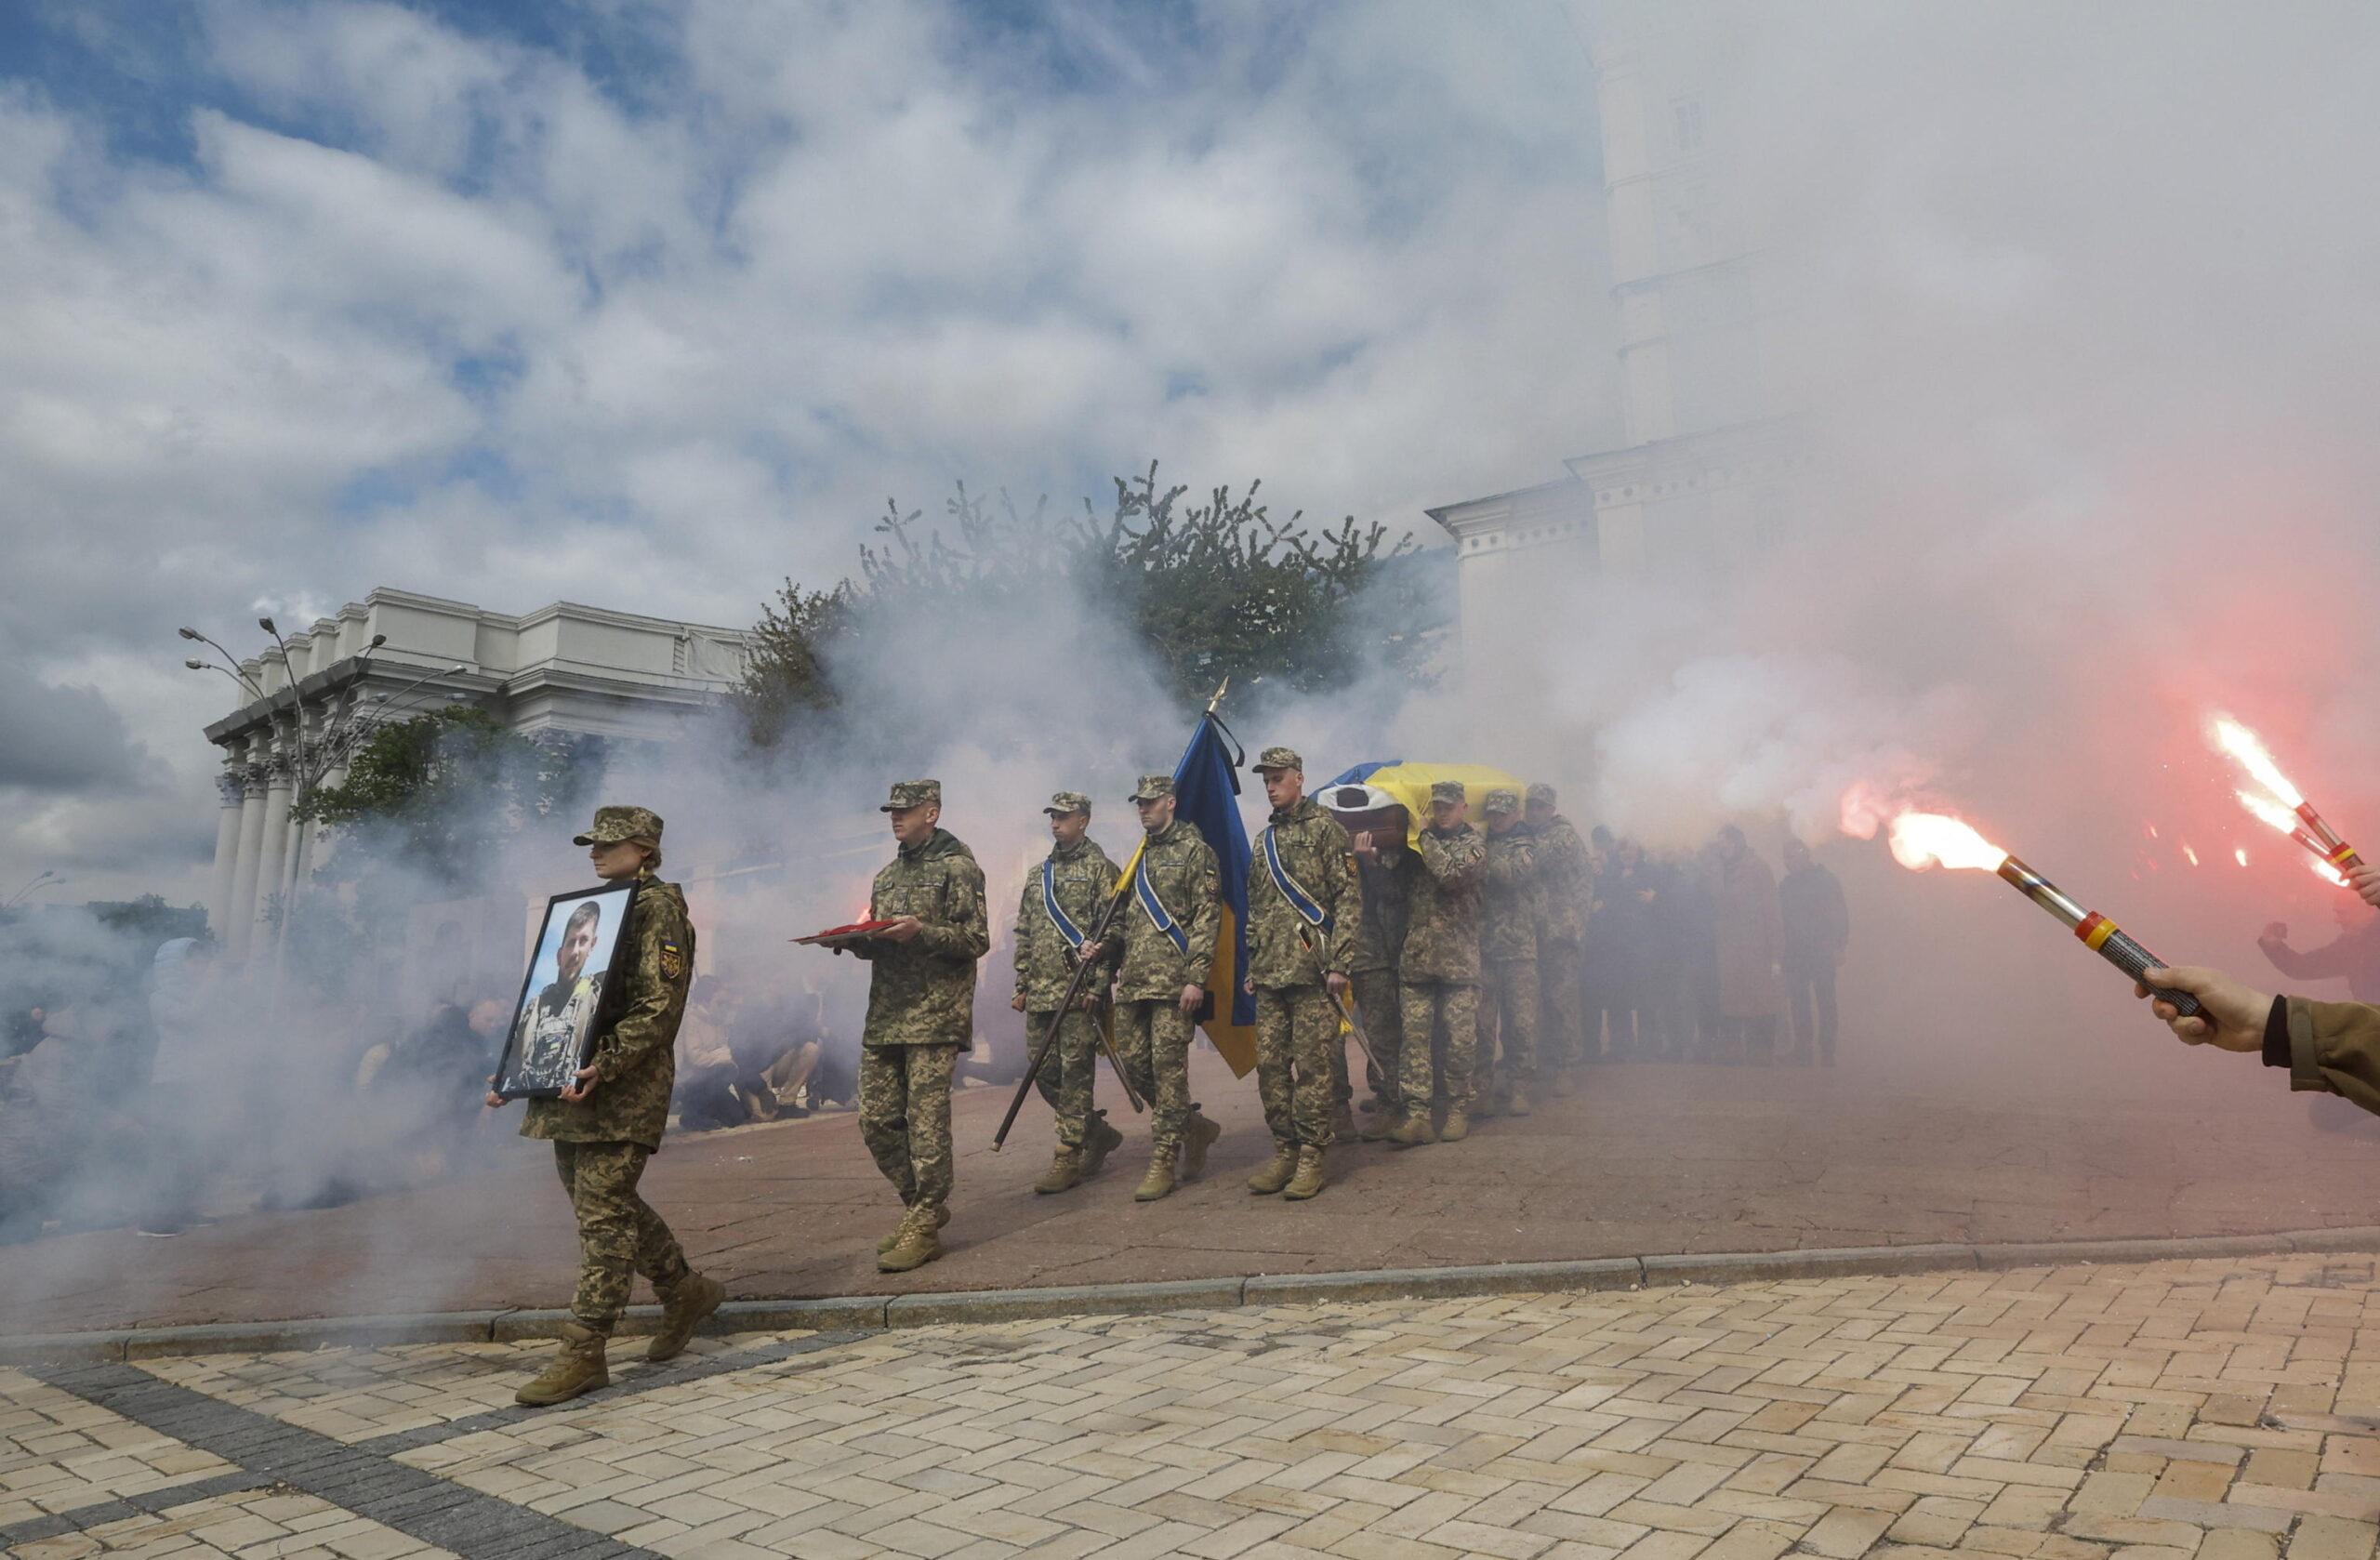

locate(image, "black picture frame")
[[492, 880, 640, 1100]]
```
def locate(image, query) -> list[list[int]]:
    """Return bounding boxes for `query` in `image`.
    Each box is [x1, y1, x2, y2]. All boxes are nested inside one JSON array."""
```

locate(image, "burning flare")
[[2313, 858, 2348, 887], [1887, 812, 2009, 873], [2236, 789, 2299, 835], [2212, 714, 2306, 808]]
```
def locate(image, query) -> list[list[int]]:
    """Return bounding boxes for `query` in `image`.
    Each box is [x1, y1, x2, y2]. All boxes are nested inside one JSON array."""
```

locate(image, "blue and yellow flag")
[[1320, 760, 1527, 845], [1115, 711, 1259, 1077]]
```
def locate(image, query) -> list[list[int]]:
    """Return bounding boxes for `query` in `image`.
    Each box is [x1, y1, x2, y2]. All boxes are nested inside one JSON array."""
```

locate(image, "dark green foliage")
[[736, 461, 1444, 747], [294, 707, 599, 887]]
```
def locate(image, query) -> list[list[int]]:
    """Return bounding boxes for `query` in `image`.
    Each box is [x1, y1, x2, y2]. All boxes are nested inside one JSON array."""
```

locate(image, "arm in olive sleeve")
[[1185, 841, 1222, 973], [1321, 825, 1361, 976], [2284, 997, 2380, 1115], [1012, 874, 1038, 998], [916, 858, 991, 962], [1416, 830, 1481, 885], [595, 895, 692, 1083]]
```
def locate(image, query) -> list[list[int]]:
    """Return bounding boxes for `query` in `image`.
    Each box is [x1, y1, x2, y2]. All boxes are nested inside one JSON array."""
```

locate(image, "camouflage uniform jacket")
[[522, 872, 694, 1152], [1482, 826, 1541, 964], [1352, 846, 1413, 975], [1112, 819, 1221, 1001], [1400, 824, 1486, 984], [853, 828, 990, 1048], [1012, 836, 1121, 1011], [1245, 797, 1360, 988], [1533, 814, 1591, 949]]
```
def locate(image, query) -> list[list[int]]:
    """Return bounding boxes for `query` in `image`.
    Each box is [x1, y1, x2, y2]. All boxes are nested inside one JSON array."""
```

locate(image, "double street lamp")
[[4, 869, 67, 909]]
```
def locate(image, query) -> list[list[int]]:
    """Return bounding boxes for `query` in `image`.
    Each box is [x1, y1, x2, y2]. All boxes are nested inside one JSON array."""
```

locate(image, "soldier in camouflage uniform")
[[1388, 780, 1487, 1146], [486, 805, 723, 1408], [1011, 791, 1124, 1195], [1243, 747, 1362, 1199], [1084, 773, 1223, 1202], [845, 780, 989, 1271], [1350, 817, 1413, 1138], [1474, 789, 1542, 1117], [1527, 783, 1591, 1096]]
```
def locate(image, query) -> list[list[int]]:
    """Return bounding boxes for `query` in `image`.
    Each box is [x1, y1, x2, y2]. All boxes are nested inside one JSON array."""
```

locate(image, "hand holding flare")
[[2212, 715, 2365, 876], [1887, 811, 2205, 1019]]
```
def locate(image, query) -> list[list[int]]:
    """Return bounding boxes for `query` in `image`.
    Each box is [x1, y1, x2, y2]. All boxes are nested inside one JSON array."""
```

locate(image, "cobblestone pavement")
[[11, 1252, 2380, 1560]]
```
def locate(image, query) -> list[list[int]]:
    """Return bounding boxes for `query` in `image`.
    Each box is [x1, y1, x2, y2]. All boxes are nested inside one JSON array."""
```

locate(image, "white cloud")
[[0, 0, 1619, 901]]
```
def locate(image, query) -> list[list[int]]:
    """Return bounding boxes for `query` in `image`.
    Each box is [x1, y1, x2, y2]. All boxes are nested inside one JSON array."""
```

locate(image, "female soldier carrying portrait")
[[486, 805, 725, 1407]]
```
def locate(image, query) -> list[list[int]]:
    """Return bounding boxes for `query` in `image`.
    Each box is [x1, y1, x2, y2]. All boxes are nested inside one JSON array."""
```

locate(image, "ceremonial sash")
[[1040, 859, 1086, 950], [1263, 826, 1332, 933], [1135, 854, 1191, 954]]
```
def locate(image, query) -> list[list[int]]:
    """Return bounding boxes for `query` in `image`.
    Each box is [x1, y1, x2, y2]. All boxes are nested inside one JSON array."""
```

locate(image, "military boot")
[[1508, 1086, 1533, 1118], [1330, 1100, 1358, 1145], [1079, 1112, 1124, 1177], [1549, 1070, 1577, 1099], [1473, 1092, 1505, 1120], [879, 1205, 943, 1273], [1034, 1147, 1083, 1195], [1134, 1148, 1178, 1202], [516, 1322, 609, 1407], [1281, 1145, 1327, 1200], [877, 1201, 949, 1255], [1246, 1144, 1298, 1195], [647, 1272, 725, 1363], [1438, 1106, 1471, 1143], [1385, 1112, 1435, 1147], [1181, 1110, 1223, 1180], [1360, 1105, 1399, 1142]]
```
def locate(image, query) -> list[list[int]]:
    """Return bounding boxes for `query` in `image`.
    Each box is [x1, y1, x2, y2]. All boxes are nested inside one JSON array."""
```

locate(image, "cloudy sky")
[[2, 0, 1620, 904]]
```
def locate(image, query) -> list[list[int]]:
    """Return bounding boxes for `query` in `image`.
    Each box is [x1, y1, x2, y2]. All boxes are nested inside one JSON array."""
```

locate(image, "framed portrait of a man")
[[493, 881, 639, 1099]]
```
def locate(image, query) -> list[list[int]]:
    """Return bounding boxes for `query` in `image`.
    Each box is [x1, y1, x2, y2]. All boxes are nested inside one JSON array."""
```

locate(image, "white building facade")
[[203, 588, 750, 958], [1430, 2, 1812, 665]]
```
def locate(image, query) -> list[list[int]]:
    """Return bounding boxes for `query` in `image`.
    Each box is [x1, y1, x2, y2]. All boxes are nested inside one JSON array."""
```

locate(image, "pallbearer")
[[1350, 817, 1414, 1136], [1090, 773, 1223, 1201], [1390, 780, 1487, 1145], [1474, 789, 1542, 1117], [1244, 747, 1361, 1200], [488, 805, 724, 1407], [1527, 784, 1591, 1096], [848, 780, 988, 1272], [1011, 792, 1123, 1193]]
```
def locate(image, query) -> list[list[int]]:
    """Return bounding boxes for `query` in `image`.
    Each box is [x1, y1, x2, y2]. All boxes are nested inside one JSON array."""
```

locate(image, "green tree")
[[737, 461, 1443, 746], [295, 707, 600, 886]]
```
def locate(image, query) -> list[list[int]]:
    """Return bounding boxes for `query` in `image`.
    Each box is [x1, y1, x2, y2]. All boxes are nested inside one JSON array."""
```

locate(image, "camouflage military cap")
[[1129, 773, 1176, 802], [1429, 779, 1468, 806], [1526, 782, 1557, 807], [574, 804, 664, 846], [1044, 790, 1091, 816], [1482, 787, 1521, 816], [880, 778, 942, 813], [1250, 746, 1303, 773]]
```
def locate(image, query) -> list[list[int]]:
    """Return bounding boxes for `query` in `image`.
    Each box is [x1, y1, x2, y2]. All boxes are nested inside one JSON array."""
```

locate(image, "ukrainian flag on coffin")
[[1112, 711, 1260, 1077], [1318, 760, 1527, 845]]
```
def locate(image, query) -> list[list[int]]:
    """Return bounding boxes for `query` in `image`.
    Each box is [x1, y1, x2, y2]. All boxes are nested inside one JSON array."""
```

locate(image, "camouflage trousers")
[[1350, 970, 1405, 1111], [1027, 1006, 1102, 1149], [1474, 958, 1540, 1103], [1253, 985, 1336, 1151], [1398, 981, 1479, 1114], [858, 1043, 959, 1212], [1538, 939, 1584, 1071], [552, 1140, 690, 1334], [1112, 998, 1194, 1154]]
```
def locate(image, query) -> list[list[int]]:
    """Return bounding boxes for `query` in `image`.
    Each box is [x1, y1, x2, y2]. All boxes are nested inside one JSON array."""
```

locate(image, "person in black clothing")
[[1778, 839, 1851, 1066]]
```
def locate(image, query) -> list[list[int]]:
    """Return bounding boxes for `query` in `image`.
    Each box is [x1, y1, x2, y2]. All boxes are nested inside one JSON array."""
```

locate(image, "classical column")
[[253, 749, 297, 958], [226, 761, 270, 959], [207, 759, 245, 942]]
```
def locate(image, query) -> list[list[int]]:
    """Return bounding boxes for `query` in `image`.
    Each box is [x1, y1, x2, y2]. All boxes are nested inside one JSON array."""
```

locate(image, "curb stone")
[[1243, 1258, 1643, 1305], [1642, 1243, 1978, 1286], [15, 1225, 2380, 1363]]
